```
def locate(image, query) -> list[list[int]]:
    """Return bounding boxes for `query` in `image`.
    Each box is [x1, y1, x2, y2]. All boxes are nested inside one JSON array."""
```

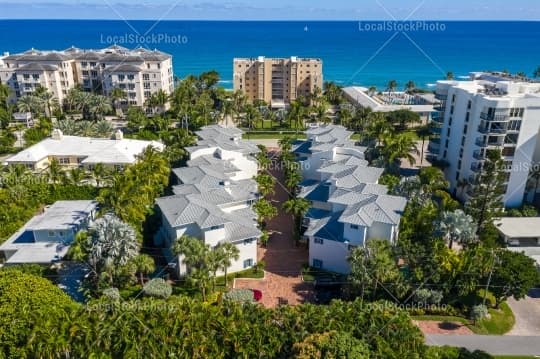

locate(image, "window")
[[23, 74, 30, 80], [461, 137, 466, 146], [456, 172, 460, 181], [243, 238, 254, 245], [32, 74, 39, 80], [463, 125, 468, 135], [143, 74, 150, 81], [243, 259, 253, 268], [91, 71, 98, 77], [508, 120, 522, 131], [314, 238, 324, 245], [313, 259, 323, 268], [467, 101, 472, 110], [90, 62, 96, 67], [118, 74, 125, 81], [350, 224, 359, 230], [48, 231, 55, 237], [465, 112, 470, 122], [127, 74, 135, 81], [58, 231, 64, 237], [210, 225, 220, 230], [81, 62, 88, 67], [58, 157, 70, 165]]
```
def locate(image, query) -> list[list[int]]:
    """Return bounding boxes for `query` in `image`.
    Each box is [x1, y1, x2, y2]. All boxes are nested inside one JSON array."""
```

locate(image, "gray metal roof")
[[338, 194, 407, 226], [26, 200, 98, 231]]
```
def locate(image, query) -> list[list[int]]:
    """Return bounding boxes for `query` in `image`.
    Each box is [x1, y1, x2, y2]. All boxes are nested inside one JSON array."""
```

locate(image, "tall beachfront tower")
[[428, 72, 540, 207], [233, 56, 322, 108]]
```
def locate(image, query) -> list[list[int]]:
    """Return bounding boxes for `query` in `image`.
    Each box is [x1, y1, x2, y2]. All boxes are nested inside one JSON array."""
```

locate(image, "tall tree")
[[465, 149, 506, 233], [215, 242, 240, 288], [131, 253, 156, 285]]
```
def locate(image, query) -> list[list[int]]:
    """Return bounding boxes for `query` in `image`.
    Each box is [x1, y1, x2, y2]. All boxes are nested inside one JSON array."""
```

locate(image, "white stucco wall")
[[309, 237, 351, 274], [343, 223, 367, 246]]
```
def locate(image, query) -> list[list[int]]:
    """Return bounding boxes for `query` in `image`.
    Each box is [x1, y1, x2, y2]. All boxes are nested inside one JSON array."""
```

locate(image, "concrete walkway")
[[425, 334, 540, 356]]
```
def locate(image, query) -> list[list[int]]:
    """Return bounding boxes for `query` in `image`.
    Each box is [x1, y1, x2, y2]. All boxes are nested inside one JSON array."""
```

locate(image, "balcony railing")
[[473, 150, 485, 160], [480, 112, 510, 122], [477, 126, 507, 135]]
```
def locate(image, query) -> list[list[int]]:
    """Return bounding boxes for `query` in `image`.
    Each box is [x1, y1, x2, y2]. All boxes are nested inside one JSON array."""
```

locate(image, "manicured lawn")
[[212, 267, 265, 292], [412, 301, 515, 335]]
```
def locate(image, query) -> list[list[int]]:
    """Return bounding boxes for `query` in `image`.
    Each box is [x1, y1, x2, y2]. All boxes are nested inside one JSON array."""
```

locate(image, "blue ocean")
[[0, 20, 539, 89]]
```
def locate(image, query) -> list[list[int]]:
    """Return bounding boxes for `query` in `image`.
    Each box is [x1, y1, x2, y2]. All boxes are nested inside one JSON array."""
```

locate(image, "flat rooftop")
[[342, 86, 434, 113], [494, 217, 540, 239]]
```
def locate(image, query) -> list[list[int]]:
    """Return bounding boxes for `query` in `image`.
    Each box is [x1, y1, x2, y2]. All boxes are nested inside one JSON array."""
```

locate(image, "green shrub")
[[222, 288, 255, 303], [470, 304, 488, 322], [142, 278, 172, 299], [102, 287, 121, 301]]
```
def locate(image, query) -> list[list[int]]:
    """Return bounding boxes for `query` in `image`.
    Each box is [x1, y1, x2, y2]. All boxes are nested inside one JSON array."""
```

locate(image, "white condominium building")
[[0, 45, 174, 109], [429, 72, 540, 207], [155, 125, 262, 276], [293, 125, 407, 274]]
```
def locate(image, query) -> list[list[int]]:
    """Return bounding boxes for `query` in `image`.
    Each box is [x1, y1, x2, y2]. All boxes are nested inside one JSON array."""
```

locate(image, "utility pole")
[[483, 248, 497, 306]]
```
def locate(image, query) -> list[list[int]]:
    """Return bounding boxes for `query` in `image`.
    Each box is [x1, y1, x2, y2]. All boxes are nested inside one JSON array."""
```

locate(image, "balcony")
[[470, 162, 483, 172], [477, 126, 507, 135], [475, 137, 503, 148], [480, 112, 510, 122], [435, 93, 447, 101], [428, 140, 440, 154], [473, 150, 485, 160], [430, 126, 442, 135]]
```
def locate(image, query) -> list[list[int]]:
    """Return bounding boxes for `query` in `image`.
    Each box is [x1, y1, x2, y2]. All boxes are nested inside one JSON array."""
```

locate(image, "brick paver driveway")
[[235, 150, 314, 307]]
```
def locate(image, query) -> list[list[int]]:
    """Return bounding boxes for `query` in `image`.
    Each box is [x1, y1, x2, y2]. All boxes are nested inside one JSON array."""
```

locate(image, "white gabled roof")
[[6, 135, 164, 164]]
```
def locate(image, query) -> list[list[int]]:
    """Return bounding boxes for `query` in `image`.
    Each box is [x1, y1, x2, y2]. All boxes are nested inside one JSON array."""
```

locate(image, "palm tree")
[[366, 112, 391, 146], [110, 87, 127, 114], [446, 71, 454, 80], [534, 66, 540, 79], [89, 95, 112, 121], [17, 95, 43, 116], [253, 199, 278, 229], [0, 83, 11, 109], [282, 197, 310, 233], [435, 210, 477, 249], [94, 120, 113, 138], [288, 99, 306, 135], [55, 118, 78, 135], [368, 86, 377, 96], [38, 90, 59, 117], [132, 254, 156, 285], [69, 167, 86, 185], [338, 106, 352, 128], [87, 214, 139, 283], [405, 80, 416, 94], [215, 242, 240, 288], [416, 124, 431, 165], [386, 80, 398, 93], [91, 163, 109, 187], [382, 133, 419, 167], [46, 158, 64, 184], [255, 173, 275, 197], [76, 120, 96, 137], [285, 169, 303, 195]]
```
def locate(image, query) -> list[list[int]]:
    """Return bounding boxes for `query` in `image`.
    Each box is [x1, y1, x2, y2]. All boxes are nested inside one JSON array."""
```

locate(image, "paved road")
[[425, 334, 540, 356], [507, 289, 540, 336]]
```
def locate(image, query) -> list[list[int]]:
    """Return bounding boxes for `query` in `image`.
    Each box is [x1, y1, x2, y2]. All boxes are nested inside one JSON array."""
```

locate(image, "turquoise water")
[[0, 20, 539, 89]]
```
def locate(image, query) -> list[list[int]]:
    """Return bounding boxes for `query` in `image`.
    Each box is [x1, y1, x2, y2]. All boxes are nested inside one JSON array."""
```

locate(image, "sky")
[[0, 0, 538, 20]]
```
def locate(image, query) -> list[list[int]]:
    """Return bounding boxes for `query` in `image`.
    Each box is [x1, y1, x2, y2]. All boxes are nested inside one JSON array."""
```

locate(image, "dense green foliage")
[[0, 269, 428, 359], [0, 270, 78, 357]]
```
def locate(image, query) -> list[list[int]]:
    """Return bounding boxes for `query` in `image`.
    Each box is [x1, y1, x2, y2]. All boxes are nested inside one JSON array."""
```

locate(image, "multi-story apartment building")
[[293, 125, 407, 274], [428, 72, 540, 207], [155, 125, 262, 277], [233, 56, 323, 108], [0, 45, 174, 109]]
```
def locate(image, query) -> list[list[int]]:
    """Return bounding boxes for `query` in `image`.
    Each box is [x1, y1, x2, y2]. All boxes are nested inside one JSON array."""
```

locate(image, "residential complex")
[[0, 45, 174, 108], [0, 200, 98, 265], [294, 125, 407, 274], [428, 72, 540, 207], [5, 129, 164, 171], [233, 56, 323, 108], [154, 125, 262, 276]]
